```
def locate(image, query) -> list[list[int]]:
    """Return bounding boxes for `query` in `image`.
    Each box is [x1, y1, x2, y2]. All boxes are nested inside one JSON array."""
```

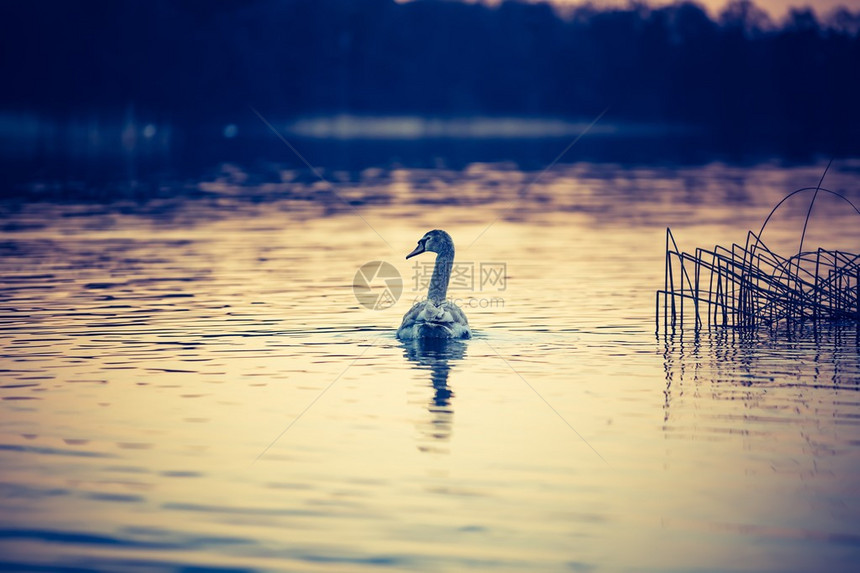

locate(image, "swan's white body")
[[397, 230, 471, 340], [397, 299, 471, 340]]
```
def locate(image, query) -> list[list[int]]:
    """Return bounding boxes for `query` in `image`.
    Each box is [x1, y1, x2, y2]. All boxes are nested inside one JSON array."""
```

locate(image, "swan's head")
[[406, 229, 454, 259]]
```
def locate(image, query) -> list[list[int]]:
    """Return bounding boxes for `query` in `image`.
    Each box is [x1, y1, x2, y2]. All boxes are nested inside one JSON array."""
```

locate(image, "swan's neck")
[[428, 247, 454, 304]]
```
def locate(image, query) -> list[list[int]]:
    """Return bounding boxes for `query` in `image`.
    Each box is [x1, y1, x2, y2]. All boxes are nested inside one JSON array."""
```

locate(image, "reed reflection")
[[662, 323, 860, 421], [401, 338, 467, 452]]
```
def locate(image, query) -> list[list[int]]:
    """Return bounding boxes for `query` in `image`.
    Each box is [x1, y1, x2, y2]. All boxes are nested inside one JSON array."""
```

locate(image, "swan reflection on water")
[[401, 337, 467, 451]]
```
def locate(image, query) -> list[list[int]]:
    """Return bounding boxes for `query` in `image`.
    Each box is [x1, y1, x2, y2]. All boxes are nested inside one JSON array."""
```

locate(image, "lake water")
[[1, 158, 860, 572]]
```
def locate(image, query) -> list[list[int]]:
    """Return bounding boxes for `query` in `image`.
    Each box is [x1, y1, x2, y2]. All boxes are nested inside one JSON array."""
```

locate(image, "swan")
[[396, 230, 472, 340]]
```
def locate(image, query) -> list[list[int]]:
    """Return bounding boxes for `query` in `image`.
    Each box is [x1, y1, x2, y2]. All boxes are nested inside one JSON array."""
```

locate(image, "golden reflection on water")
[[1, 161, 859, 571]]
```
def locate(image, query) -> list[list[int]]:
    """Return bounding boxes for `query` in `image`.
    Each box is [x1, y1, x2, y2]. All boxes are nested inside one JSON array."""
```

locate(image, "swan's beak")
[[406, 243, 425, 259]]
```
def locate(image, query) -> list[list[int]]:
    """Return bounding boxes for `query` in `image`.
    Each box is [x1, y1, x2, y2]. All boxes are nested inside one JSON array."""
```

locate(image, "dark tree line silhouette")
[[2, 0, 859, 145]]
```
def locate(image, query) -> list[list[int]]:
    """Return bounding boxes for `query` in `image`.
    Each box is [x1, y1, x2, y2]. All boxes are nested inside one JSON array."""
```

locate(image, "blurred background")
[[2, 0, 860, 197]]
